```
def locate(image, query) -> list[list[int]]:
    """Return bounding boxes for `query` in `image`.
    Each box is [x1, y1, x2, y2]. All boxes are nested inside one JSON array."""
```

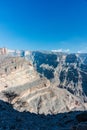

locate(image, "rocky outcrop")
[[0, 56, 38, 91], [0, 99, 87, 130], [11, 84, 85, 114]]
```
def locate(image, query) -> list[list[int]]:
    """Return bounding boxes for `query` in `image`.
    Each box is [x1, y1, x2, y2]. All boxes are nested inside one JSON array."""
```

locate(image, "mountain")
[[0, 48, 87, 129], [0, 49, 87, 112], [32, 51, 87, 102]]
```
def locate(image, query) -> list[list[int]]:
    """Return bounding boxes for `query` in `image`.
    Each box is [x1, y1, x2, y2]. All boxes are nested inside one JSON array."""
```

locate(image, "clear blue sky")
[[0, 0, 87, 52]]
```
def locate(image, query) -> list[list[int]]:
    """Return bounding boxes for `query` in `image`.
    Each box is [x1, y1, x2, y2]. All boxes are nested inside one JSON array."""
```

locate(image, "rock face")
[[0, 100, 87, 130], [0, 49, 87, 129], [0, 55, 37, 90], [32, 52, 87, 102], [0, 49, 87, 115]]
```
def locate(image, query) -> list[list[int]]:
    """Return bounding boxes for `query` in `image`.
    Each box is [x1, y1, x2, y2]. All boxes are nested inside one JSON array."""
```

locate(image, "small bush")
[[3, 91, 19, 104]]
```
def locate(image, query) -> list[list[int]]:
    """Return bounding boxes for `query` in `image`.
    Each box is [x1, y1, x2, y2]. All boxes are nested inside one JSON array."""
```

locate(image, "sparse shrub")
[[3, 91, 19, 104]]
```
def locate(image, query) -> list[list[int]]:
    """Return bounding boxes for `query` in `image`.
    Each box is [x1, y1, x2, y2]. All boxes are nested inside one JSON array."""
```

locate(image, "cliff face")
[[0, 50, 87, 115], [32, 52, 87, 102], [0, 56, 37, 90]]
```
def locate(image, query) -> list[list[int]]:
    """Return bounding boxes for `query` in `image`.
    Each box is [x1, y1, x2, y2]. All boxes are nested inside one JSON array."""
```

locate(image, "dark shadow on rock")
[[0, 100, 87, 130], [80, 71, 87, 98], [32, 52, 59, 80]]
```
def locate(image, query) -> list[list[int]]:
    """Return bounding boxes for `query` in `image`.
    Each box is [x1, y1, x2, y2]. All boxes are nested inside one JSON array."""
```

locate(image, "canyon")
[[0, 48, 87, 129]]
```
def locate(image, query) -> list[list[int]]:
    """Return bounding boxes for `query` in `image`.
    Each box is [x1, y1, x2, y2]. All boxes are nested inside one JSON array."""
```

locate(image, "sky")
[[0, 0, 87, 52]]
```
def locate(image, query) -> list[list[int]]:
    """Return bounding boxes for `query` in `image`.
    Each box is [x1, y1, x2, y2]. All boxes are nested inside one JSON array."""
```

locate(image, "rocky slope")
[[0, 100, 87, 130], [0, 49, 87, 129], [0, 55, 37, 89], [0, 53, 86, 115]]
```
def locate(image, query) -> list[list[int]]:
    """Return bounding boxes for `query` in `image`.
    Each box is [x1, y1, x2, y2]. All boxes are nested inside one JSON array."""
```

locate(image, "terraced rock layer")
[[0, 55, 86, 115]]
